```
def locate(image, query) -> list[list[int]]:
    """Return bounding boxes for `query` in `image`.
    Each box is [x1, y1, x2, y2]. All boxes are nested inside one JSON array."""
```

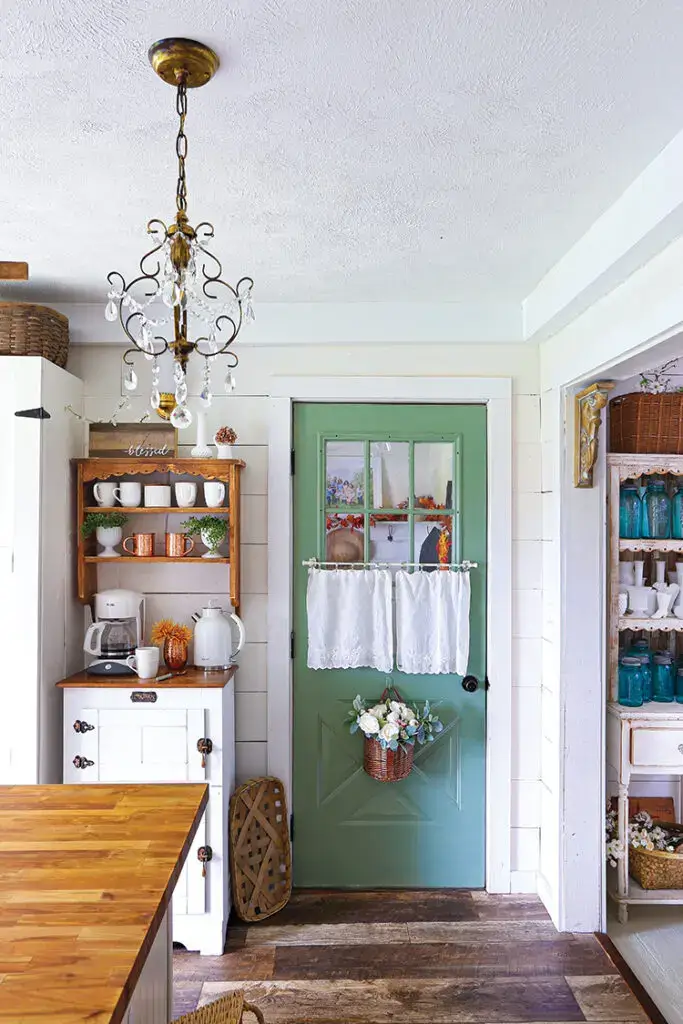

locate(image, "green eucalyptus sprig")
[[81, 511, 129, 538]]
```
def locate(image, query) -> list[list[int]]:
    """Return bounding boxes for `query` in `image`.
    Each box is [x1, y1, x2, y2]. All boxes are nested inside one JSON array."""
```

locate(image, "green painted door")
[[292, 403, 487, 888]]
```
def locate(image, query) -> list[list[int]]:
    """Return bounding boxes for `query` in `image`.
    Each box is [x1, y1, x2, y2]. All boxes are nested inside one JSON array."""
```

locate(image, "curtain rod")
[[302, 558, 477, 570]]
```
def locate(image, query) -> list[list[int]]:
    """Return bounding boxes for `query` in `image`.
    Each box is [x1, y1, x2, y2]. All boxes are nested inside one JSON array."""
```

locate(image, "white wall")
[[67, 336, 543, 890]]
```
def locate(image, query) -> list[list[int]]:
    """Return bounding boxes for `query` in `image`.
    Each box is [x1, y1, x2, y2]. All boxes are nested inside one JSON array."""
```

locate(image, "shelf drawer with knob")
[[631, 727, 683, 767]]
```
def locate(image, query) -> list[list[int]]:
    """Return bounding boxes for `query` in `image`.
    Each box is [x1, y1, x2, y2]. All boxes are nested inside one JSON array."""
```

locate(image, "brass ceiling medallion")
[[105, 37, 253, 431], [148, 39, 219, 88]]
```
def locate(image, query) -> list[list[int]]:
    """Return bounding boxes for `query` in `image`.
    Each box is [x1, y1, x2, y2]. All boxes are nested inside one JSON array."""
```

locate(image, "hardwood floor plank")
[[472, 893, 553, 922], [407, 921, 564, 943], [565, 976, 650, 1021], [272, 937, 619, 980], [264, 889, 478, 924], [198, 978, 586, 1022], [244, 922, 411, 946], [174, 946, 275, 981], [173, 981, 203, 1017]]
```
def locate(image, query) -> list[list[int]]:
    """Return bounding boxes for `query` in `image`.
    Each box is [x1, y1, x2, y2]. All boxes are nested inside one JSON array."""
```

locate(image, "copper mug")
[[165, 532, 195, 557], [122, 532, 155, 557]]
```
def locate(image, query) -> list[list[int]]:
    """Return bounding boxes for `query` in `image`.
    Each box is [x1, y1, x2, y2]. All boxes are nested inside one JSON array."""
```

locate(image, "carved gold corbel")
[[574, 381, 615, 488]]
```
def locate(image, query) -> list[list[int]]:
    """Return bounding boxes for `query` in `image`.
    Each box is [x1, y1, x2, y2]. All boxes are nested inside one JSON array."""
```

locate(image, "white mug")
[[204, 482, 225, 507], [93, 481, 118, 506], [126, 646, 160, 680], [118, 481, 142, 507], [175, 482, 197, 507], [144, 485, 172, 508]]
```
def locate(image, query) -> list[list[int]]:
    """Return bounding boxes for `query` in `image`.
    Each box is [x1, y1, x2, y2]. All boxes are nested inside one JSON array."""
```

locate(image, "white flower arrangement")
[[347, 694, 443, 751], [605, 806, 683, 867]]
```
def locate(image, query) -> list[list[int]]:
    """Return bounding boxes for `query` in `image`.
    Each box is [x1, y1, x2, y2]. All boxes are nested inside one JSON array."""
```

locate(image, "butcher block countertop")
[[0, 783, 208, 1024], [56, 666, 236, 688]]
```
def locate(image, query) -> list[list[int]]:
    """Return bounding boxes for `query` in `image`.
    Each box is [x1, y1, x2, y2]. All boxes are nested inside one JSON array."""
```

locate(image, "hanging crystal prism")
[[123, 365, 138, 392], [151, 388, 161, 410], [225, 369, 236, 393], [174, 362, 188, 405], [170, 403, 193, 429], [105, 297, 118, 322], [242, 288, 255, 324], [200, 360, 213, 407]]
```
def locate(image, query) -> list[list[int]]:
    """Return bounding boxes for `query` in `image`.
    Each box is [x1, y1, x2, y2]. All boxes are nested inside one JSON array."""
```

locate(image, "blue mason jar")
[[652, 654, 675, 702], [618, 657, 644, 708], [673, 477, 683, 539], [642, 478, 671, 539], [619, 483, 642, 539], [676, 667, 683, 704], [635, 654, 653, 702]]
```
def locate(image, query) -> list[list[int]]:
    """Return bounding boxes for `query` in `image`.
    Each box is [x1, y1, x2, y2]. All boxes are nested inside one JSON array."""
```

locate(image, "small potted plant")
[[347, 687, 443, 782], [181, 515, 228, 559], [214, 425, 237, 459], [81, 511, 129, 558], [150, 618, 193, 670]]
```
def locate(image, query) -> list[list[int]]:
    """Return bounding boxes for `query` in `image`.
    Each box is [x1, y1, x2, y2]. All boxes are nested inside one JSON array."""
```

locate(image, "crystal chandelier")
[[104, 38, 254, 429]]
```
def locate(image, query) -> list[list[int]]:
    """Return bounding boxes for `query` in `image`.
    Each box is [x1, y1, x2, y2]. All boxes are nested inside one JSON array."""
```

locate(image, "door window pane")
[[371, 441, 409, 509], [414, 442, 454, 509], [370, 516, 410, 563], [325, 441, 365, 507]]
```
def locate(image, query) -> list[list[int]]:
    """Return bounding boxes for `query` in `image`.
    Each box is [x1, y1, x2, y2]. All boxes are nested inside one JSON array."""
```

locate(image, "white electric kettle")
[[192, 603, 246, 670]]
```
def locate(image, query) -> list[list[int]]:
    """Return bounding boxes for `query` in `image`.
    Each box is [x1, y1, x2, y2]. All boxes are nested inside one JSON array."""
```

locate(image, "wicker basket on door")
[[0, 302, 69, 367], [173, 991, 265, 1024], [364, 737, 414, 782], [229, 777, 292, 922], [609, 393, 683, 454], [630, 827, 683, 889]]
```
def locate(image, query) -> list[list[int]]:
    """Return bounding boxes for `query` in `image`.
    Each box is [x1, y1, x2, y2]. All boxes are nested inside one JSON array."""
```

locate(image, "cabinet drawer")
[[631, 728, 683, 766]]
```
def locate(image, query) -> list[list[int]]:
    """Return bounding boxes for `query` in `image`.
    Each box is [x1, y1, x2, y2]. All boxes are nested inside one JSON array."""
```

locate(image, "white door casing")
[[267, 376, 513, 893]]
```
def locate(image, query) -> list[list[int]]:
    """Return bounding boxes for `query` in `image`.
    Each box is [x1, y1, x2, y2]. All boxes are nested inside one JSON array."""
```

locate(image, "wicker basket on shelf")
[[609, 393, 683, 454], [364, 736, 414, 782], [630, 827, 683, 889], [0, 302, 69, 367]]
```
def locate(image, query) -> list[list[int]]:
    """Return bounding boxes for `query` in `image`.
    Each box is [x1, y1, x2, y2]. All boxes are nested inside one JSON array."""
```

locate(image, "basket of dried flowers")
[[607, 807, 683, 889], [150, 619, 193, 671]]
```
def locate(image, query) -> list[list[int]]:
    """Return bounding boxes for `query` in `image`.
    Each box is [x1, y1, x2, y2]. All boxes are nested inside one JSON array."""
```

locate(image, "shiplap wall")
[[67, 339, 542, 891]]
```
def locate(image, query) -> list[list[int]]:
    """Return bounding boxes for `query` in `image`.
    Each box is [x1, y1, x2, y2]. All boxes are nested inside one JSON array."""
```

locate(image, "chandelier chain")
[[175, 81, 188, 213]]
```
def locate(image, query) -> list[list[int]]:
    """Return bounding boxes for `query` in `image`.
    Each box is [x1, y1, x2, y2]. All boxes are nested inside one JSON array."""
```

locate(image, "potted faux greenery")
[[181, 515, 228, 559], [80, 511, 129, 558]]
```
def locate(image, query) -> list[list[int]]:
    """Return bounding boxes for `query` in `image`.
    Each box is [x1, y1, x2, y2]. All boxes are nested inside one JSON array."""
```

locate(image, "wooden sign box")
[[88, 422, 178, 458]]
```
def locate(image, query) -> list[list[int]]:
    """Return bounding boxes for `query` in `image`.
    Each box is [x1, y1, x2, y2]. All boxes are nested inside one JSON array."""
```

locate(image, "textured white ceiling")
[[2, 0, 683, 306]]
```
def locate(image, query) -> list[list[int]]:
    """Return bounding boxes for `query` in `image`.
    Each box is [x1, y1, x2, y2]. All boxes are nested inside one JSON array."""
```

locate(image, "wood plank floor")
[[173, 890, 649, 1023]]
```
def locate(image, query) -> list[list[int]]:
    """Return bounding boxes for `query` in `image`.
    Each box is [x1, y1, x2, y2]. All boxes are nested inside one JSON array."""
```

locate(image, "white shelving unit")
[[607, 453, 683, 922]]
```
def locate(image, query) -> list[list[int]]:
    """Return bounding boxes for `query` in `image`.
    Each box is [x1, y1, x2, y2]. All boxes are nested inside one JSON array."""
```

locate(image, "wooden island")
[[0, 783, 208, 1023]]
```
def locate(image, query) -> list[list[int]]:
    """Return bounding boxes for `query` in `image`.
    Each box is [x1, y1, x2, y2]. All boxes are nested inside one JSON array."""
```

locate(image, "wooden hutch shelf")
[[607, 453, 683, 923], [84, 556, 230, 564], [74, 458, 244, 611], [84, 506, 230, 515]]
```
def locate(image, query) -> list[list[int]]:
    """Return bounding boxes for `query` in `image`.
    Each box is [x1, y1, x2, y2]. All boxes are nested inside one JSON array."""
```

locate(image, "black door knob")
[[462, 675, 479, 693]]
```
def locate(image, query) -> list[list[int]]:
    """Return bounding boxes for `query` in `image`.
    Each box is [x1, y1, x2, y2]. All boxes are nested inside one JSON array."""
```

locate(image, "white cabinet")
[[62, 681, 235, 954]]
